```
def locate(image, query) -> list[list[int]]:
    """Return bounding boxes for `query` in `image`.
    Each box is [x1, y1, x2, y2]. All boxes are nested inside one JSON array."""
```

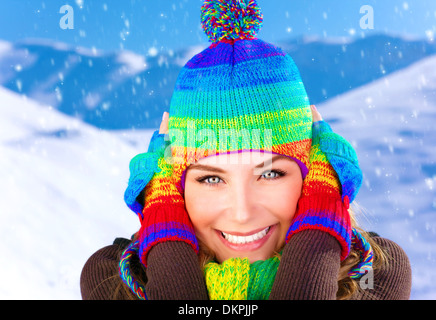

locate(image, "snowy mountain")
[[0, 39, 435, 299], [318, 54, 436, 299], [280, 34, 436, 104], [0, 34, 435, 130]]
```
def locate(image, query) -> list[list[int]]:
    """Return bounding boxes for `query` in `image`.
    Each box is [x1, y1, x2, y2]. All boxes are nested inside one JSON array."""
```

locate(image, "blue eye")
[[205, 176, 221, 184], [196, 176, 222, 185], [262, 170, 286, 180], [262, 171, 278, 179]]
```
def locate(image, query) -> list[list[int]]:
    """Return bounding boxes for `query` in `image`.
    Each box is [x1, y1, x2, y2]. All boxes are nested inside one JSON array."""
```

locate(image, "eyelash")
[[195, 169, 287, 186]]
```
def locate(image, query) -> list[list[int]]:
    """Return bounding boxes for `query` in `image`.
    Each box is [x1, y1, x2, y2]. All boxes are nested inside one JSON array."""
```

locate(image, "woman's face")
[[184, 151, 303, 263]]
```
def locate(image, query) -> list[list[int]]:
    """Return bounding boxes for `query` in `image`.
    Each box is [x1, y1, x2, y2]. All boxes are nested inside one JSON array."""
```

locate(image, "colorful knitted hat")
[[168, 0, 312, 195]]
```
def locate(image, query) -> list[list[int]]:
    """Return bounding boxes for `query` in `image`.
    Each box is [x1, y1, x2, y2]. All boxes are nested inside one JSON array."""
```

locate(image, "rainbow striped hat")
[[125, 0, 313, 215], [169, 0, 312, 194]]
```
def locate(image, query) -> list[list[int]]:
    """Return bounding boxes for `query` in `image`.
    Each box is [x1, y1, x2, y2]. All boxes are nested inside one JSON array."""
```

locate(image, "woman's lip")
[[216, 224, 277, 252]]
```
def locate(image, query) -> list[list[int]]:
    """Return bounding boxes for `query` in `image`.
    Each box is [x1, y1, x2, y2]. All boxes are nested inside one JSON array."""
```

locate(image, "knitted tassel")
[[119, 240, 147, 300], [348, 228, 374, 279]]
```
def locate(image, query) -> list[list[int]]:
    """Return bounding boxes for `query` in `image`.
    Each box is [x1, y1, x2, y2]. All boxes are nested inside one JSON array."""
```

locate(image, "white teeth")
[[222, 227, 270, 244]]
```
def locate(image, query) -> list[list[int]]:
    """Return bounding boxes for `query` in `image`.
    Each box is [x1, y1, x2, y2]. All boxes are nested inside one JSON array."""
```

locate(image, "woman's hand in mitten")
[[285, 106, 361, 261], [124, 112, 171, 216], [120, 113, 207, 300], [137, 112, 199, 267]]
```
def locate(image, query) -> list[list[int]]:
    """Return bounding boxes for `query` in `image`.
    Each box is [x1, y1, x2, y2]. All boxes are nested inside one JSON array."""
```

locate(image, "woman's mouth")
[[221, 226, 270, 244], [217, 225, 276, 251]]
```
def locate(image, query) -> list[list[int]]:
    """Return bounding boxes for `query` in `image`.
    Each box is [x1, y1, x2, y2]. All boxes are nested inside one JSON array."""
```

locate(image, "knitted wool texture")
[[284, 120, 363, 261], [204, 256, 280, 300]]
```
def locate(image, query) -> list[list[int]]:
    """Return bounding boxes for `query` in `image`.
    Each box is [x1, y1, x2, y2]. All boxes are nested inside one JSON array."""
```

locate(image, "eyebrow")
[[187, 154, 291, 173]]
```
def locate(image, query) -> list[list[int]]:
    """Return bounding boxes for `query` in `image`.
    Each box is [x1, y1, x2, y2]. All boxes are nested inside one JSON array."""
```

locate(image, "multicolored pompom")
[[201, 0, 263, 43]]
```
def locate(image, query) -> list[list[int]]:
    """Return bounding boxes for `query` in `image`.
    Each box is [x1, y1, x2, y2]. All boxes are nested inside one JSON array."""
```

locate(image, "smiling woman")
[[80, 0, 411, 301], [185, 152, 303, 264]]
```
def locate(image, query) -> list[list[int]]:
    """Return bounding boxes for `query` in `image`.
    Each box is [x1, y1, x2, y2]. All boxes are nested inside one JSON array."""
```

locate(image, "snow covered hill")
[[0, 53, 435, 299], [0, 86, 151, 299], [318, 54, 436, 299]]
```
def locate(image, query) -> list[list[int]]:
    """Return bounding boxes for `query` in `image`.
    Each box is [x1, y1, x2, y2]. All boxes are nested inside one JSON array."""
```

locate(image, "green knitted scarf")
[[203, 255, 280, 300]]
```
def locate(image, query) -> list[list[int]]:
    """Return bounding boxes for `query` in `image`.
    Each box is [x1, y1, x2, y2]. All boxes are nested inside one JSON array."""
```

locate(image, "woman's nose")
[[228, 185, 254, 224]]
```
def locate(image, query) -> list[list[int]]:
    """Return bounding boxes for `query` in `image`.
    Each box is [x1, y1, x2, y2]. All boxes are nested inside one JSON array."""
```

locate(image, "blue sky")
[[0, 0, 435, 55]]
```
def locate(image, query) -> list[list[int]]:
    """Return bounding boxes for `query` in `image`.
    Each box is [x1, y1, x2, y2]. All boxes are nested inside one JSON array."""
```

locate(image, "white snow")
[[0, 87, 151, 299], [0, 53, 435, 299]]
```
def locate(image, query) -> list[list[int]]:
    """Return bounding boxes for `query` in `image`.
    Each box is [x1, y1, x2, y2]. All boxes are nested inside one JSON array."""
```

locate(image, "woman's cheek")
[[186, 187, 224, 226]]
